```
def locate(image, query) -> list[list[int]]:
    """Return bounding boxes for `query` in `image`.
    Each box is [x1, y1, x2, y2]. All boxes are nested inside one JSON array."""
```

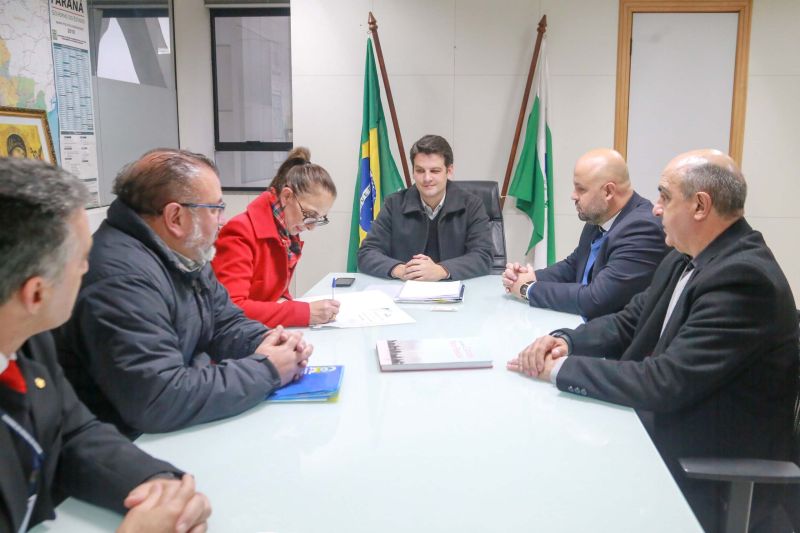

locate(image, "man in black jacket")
[[56, 149, 312, 438], [0, 158, 210, 532], [502, 149, 667, 319], [509, 150, 798, 532], [357, 135, 493, 280]]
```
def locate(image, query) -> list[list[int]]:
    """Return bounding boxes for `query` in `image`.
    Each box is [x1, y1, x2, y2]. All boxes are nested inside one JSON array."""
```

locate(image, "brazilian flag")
[[346, 38, 405, 272]]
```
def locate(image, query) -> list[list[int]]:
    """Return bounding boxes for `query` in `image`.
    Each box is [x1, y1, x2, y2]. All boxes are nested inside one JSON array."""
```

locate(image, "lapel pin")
[[34, 378, 46, 389]]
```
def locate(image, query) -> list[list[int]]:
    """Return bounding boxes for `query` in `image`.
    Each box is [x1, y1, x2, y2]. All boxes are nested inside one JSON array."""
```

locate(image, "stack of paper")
[[376, 338, 492, 371], [395, 280, 465, 303], [266, 366, 344, 402]]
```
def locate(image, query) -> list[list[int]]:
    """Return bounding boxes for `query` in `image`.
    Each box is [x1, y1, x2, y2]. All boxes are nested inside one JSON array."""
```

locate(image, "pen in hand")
[[332, 276, 336, 300]]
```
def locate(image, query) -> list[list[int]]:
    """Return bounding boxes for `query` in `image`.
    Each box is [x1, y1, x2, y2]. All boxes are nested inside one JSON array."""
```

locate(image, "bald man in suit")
[[503, 149, 667, 319]]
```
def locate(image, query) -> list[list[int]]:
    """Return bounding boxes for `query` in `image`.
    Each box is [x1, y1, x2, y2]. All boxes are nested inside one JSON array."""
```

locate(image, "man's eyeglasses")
[[295, 196, 329, 227], [180, 202, 226, 220]]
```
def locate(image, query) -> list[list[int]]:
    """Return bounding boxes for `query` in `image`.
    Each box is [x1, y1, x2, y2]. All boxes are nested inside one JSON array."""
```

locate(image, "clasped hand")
[[501, 262, 536, 299], [392, 254, 448, 281], [506, 334, 568, 382], [255, 325, 314, 385], [119, 475, 211, 533]]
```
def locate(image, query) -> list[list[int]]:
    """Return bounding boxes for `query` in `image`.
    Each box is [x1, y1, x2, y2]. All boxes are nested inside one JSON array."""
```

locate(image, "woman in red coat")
[[212, 147, 339, 327]]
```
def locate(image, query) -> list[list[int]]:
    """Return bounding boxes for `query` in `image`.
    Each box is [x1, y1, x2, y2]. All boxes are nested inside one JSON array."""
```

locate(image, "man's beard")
[[575, 200, 607, 225], [186, 219, 217, 264]]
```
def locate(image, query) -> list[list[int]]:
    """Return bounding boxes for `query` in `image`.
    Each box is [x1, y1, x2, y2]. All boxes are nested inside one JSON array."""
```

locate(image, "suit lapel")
[[0, 419, 31, 531], [574, 225, 599, 283], [655, 265, 698, 351], [652, 220, 751, 351], [590, 192, 643, 275], [23, 359, 52, 455], [14, 345, 59, 525], [624, 254, 689, 360]]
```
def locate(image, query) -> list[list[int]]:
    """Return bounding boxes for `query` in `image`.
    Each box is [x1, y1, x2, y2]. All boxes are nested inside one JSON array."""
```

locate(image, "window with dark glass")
[[211, 7, 292, 190]]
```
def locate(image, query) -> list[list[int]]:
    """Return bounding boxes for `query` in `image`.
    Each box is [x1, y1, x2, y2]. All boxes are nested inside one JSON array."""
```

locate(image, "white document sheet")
[[396, 280, 464, 302], [298, 290, 415, 329]]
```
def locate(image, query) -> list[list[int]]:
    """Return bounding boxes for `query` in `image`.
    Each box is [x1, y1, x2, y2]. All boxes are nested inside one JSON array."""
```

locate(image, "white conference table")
[[35, 273, 701, 532]]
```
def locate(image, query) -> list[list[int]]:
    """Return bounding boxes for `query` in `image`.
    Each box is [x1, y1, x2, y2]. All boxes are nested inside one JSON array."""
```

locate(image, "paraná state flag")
[[508, 38, 555, 268]]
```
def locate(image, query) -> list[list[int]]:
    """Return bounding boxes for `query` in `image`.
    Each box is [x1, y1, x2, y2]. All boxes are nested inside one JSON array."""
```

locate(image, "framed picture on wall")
[[0, 106, 56, 164]]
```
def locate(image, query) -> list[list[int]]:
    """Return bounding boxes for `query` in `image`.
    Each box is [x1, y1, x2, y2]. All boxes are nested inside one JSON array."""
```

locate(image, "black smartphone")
[[334, 277, 356, 287]]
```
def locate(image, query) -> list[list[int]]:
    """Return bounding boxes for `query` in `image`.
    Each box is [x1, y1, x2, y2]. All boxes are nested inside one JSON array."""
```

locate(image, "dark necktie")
[[581, 228, 607, 285]]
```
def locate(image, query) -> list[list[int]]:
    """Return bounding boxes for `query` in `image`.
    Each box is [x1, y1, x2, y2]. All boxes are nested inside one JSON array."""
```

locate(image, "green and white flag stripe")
[[508, 38, 555, 268]]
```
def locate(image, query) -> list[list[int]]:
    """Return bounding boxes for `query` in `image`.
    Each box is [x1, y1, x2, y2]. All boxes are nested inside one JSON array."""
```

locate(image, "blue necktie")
[[581, 228, 607, 285]]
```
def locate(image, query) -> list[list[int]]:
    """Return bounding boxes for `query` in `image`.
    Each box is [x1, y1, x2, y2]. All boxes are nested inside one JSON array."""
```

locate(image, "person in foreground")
[[0, 158, 210, 532], [212, 147, 340, 327], [56, 149, 312, 438], [508, 150, 798, 532], [502, 148, 667, 319], [357, 134, 493, 281]]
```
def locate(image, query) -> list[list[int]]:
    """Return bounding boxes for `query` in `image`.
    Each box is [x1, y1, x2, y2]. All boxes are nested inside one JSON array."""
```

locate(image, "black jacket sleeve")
[[438, 196, 493, 279], [357, 194, 403, 278], [530, 214, 666, 318], [205, 272, 274, 361], [535, 245, 580, 284], [71, 274, 280, 434], [556, 261, 788, 412], [52, 352, 181, 513]]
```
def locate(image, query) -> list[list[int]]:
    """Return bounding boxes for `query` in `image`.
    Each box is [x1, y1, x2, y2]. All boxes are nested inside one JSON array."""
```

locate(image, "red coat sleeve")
[[212, 216, 311, 327]]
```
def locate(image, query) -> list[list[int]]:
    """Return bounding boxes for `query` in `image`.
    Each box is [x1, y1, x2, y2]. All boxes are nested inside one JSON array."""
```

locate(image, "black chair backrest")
[[787, 310, 800, 528], [794, 310, 800, 458], [456, 180, 507, 274]]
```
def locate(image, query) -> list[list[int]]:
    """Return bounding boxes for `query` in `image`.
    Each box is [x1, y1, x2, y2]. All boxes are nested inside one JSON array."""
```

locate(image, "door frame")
[[614, 0, 752, 164]]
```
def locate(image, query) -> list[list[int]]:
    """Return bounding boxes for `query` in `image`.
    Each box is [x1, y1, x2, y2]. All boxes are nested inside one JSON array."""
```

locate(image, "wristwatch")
[[519, 281, 532, 301]]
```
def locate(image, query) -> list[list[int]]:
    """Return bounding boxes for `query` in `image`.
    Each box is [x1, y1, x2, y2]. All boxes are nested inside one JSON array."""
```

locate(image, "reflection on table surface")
[[34, 273, 701, 533]]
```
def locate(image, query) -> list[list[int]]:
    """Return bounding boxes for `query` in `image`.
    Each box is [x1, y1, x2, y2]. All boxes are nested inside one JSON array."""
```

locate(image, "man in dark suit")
[[508, 150, 798, 532], [502, 149, 667, 319], [0, 158, 210, 532]]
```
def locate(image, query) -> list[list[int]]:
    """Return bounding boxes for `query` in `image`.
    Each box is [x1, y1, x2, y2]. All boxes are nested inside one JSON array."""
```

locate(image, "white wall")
[[740, 0, 800, 300], [289, 0, 617, 294], [174, 0, 215, 157], [172, 0, 800, 299]]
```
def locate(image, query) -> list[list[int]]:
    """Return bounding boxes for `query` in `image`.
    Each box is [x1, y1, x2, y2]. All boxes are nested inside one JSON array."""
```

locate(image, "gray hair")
[[679, 162, 747, 217], [112, 148, 218, 215], [0, 158, 88, 304]]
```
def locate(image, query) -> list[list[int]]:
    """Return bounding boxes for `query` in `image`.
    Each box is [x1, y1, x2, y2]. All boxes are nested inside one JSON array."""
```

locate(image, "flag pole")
[[368, 12, 411, 188], [500, 15, 548, 209]]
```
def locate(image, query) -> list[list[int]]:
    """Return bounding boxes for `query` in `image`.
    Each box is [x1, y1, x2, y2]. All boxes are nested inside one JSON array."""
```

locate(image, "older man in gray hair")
[[56, 149, 313, 438], [508, 149, 798, 532], [0, 158, 211, 532]]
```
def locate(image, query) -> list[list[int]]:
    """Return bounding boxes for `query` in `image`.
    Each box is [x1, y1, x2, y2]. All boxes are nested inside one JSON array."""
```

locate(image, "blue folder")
[[266, 365, 344, 402]]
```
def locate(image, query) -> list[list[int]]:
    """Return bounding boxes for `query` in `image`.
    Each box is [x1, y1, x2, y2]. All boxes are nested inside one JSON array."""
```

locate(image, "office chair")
[[456, 180, 507, 274], [679, 310, 800, 533]]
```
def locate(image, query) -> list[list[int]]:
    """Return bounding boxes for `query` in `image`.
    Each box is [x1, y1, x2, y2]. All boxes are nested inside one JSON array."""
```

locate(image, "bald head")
[[575, 149, 630, 188], [665, 149, 746, 218], [571, 149, 632, 225]]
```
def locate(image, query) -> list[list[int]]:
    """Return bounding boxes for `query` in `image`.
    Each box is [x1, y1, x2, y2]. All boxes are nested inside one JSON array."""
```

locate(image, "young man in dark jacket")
[[358, 135, 493, 281]]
